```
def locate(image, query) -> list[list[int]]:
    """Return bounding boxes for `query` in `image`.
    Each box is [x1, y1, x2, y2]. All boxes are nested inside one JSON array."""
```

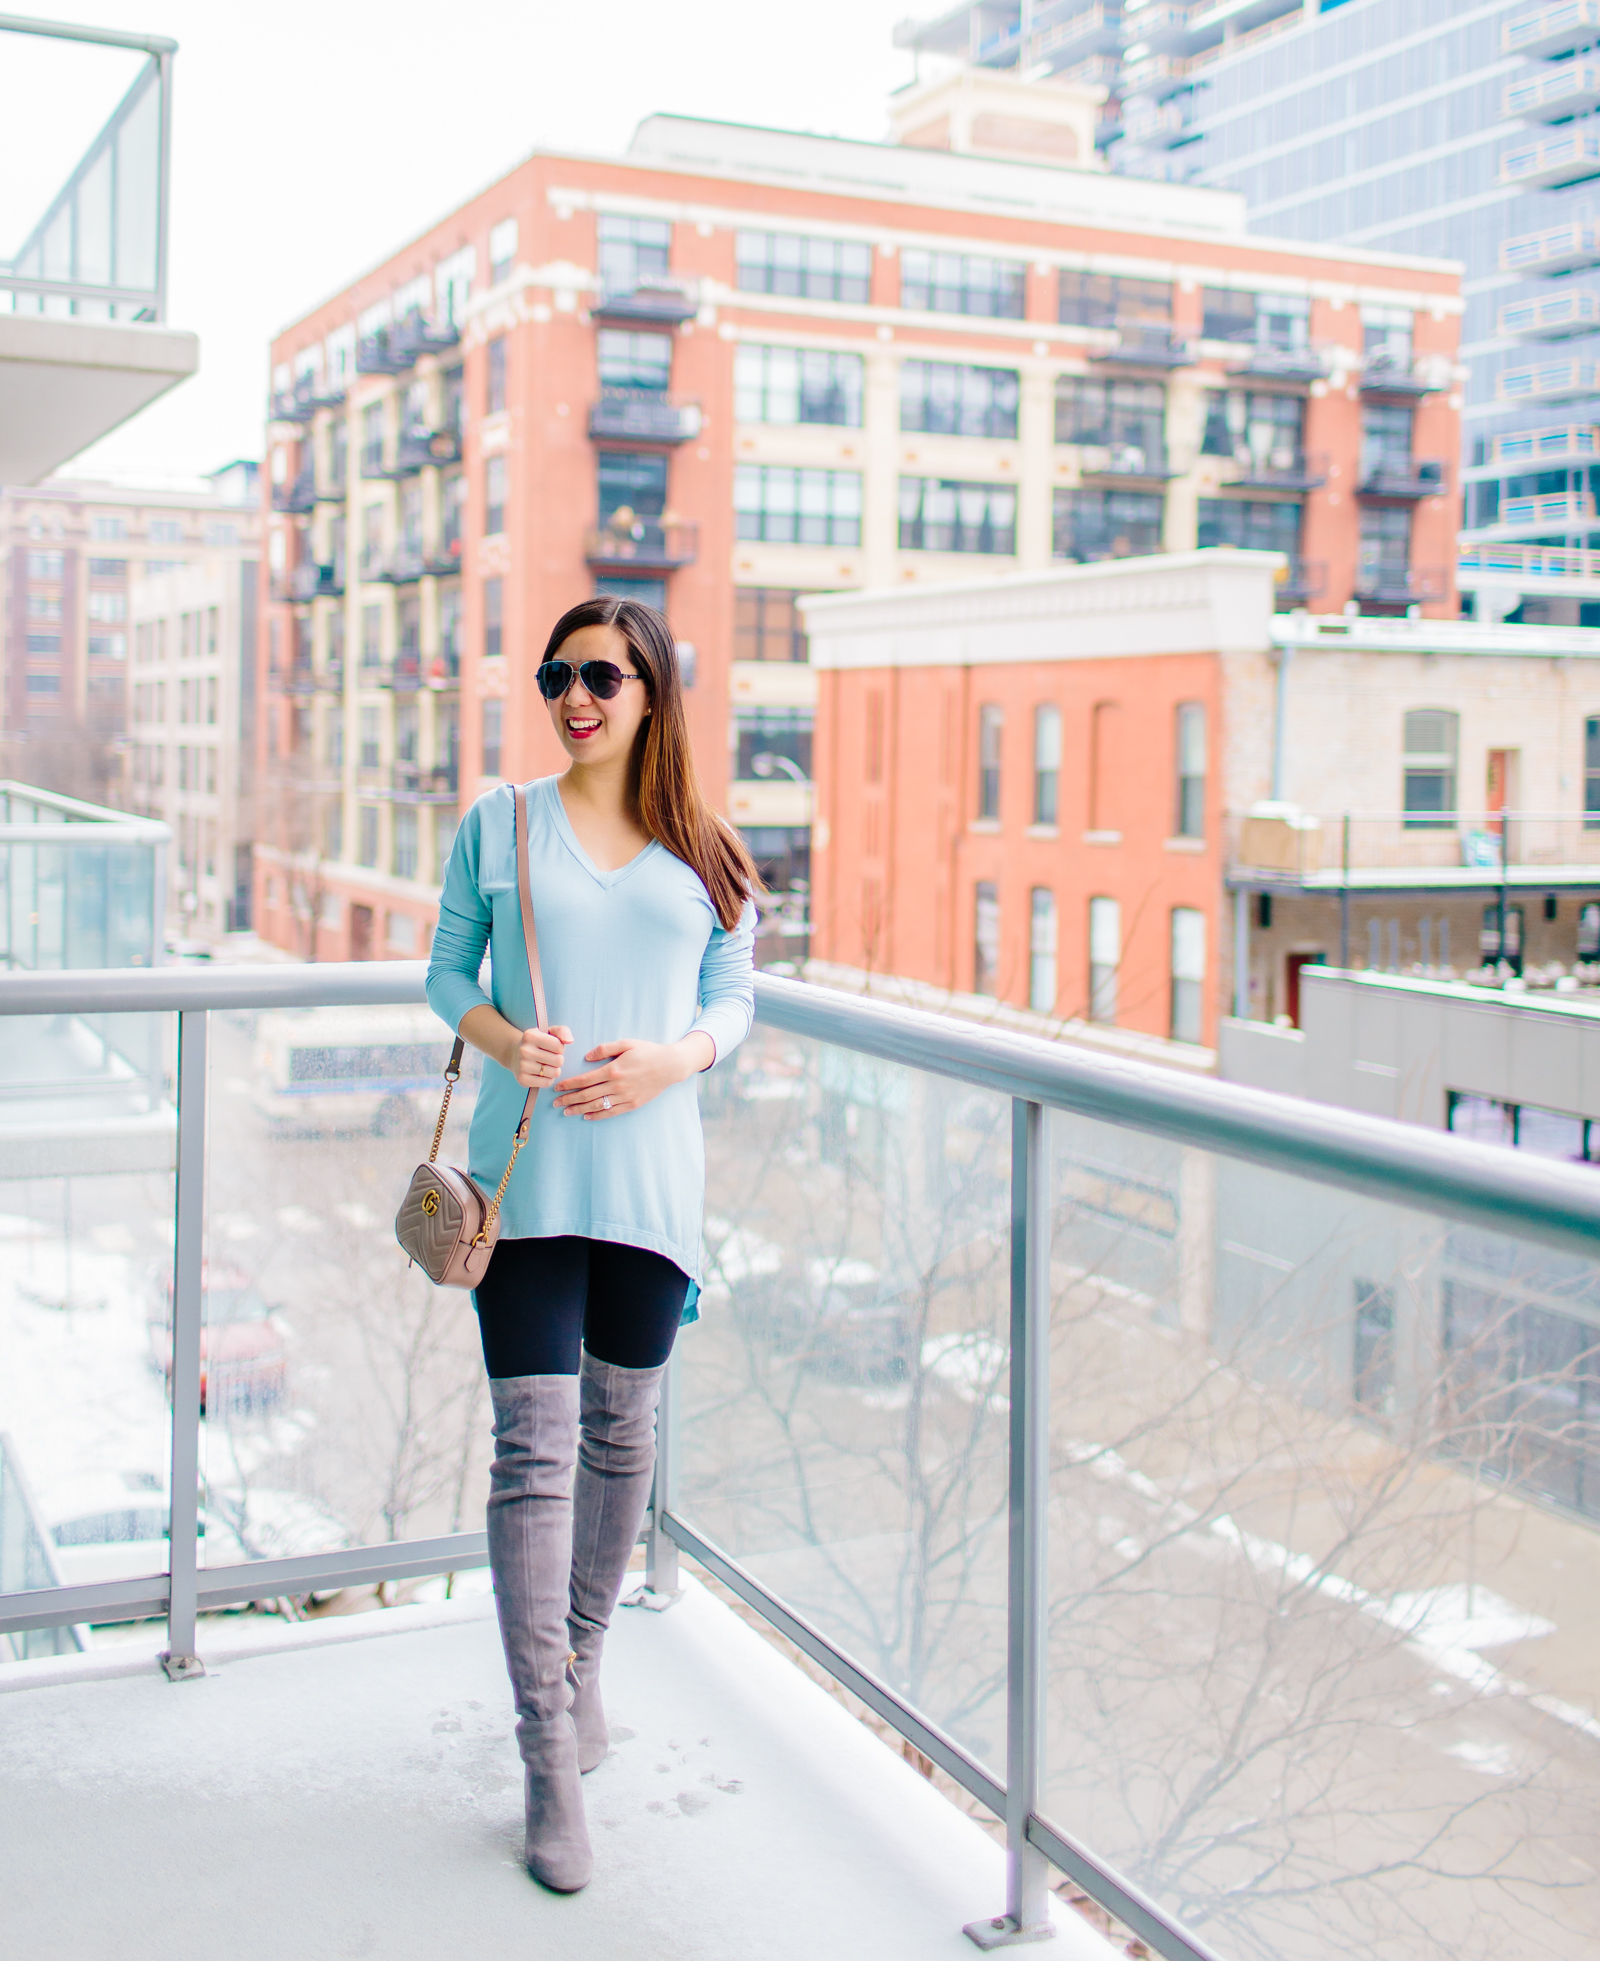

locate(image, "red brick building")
[[252, 82, 1462, 961]]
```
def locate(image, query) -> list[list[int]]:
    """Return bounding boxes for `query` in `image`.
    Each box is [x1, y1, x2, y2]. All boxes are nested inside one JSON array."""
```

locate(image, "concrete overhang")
[[0, 313, 199, 485]]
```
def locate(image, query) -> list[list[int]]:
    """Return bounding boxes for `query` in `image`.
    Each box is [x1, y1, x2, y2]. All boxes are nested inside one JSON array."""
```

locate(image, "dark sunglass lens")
[[581, 661, 624, 700], [537, 662, 572, 700]]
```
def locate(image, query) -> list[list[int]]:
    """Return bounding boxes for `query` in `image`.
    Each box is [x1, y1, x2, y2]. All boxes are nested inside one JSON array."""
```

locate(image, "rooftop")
[[0, 1581, 1116, 1961]]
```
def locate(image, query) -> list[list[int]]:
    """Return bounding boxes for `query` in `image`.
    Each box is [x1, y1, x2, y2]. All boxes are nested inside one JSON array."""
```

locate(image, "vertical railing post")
[[646, 1345, 679, 1594], [153, 50, 174, 324], [966, 1098, 1053, 1948], [161, 1007, 207, 1681]]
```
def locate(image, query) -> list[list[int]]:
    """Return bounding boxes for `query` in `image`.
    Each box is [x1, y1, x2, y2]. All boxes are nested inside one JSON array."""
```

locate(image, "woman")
[[425, 595, 758, 1893]]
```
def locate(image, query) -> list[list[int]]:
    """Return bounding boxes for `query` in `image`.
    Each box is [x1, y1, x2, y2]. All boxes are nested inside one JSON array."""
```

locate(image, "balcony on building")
[[373, 546, 426, 586], [388, 760, 459, 804], [1356, 455, 1449, 500], [272, 465, 317, 515], [1076, 441, 1180, 487], [1223, 340, 1329, 384], [1360, 348, 1447, 397], [1503, 57, 1600, 123], [0, 22, 198, 485], [393, 424, 463, 474], [1464, 422, 1600, 482], [1462, 488, 1597, 541], [270, 374, 319, 425], [1025, 0, 1127, 63], [1120, 2, 1193, 56], [1273, 555, 1327, 605], [1119, 96, 1199, 149], [315, 658, 344, 694], [1498, 123, 1600, 190], [1091, 322, 1192, 370], [1459, 540, 1600, 597], [587, 390, 704, 445], [1498, 289, 1600, 341], [1219, 446, 1329, 492], [590, 275, 698, 327], [584, 518, 699, 571], [356, 324, 417, 377], [425, 534, 464, 578], [1500, 220, 1600, 276], [287, 561, 345, 602], [284, 653, 315, 698], [388, 308, 461, 364], [1502, 0, 1600, 61], [1497, 355, 1600, 404], [379, 652, 425, 693], [1352, 557, 1449, 607]]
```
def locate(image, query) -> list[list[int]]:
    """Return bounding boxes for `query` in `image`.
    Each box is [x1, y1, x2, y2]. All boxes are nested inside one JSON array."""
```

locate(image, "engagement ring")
[[601, 1096, 613, 1111]]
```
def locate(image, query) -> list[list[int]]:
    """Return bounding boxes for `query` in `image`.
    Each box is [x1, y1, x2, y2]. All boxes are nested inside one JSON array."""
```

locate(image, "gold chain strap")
[[475, 1109, 530, 1243], [427, 1062, 461, 1166]]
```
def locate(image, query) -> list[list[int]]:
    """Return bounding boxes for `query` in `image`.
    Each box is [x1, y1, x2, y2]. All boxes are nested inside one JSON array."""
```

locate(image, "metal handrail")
[[6, 961, 1599, 1960]]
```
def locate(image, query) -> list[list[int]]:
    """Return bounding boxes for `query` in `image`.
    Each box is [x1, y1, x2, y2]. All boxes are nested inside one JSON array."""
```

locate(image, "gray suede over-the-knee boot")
[[567, 1350, 666, 1773], [487, 1374, 593, 1893]]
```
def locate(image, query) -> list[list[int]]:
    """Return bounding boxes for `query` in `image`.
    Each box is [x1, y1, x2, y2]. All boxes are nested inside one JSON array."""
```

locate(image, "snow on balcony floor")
[[0, 1575, 1118, 1961]]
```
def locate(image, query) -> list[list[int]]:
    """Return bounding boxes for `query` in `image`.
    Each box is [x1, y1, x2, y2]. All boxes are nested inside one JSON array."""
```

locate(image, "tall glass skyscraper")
[[901, 0, 1600, 622]]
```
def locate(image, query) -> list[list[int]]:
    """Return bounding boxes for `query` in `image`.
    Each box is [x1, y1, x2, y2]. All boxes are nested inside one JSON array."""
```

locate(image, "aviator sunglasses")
[[535, 659, 646, 702]]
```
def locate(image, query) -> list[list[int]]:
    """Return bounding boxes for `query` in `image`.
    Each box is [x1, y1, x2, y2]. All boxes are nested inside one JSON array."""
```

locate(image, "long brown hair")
[[540, 596, 763, 930]]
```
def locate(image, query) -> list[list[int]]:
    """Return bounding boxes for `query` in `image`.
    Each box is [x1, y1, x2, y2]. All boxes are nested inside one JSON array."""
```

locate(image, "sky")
[[4, 1, 921, 483]]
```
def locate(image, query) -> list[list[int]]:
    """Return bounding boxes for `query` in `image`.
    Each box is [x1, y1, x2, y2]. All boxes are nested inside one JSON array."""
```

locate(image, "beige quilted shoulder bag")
[[395, 784, 549, 1288]]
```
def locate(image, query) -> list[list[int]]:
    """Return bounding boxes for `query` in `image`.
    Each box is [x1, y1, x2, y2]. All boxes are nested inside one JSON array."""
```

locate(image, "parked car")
[[146, 1261, 288, 1414]]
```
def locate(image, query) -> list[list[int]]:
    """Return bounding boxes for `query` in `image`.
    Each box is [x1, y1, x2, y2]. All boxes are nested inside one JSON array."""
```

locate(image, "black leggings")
[[472, 1234, 689, 1377]]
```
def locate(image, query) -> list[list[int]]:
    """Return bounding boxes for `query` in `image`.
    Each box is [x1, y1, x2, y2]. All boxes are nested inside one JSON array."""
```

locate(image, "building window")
[[735, 231, 871, 303], [358, 805, 380, 868], [361, 403, 385, 476], [485, 455, 507, 536], [151, 519, 183, 544], [92, 515, 127, 542], [393, 806, 418, 881], [1402, 709, 1458, 827], [362, 502, 385, 578], [901, 249, 1025, 319], [735, 465, 862, 546], [28, 593, 61, 619], [361, 604, 382, 669], [1053, 488, 1162, 562], [900, 361, 1019, 439], [1033, 704, 1060, 826], [88, 634, 126, 661], [734, 588, 810, 663], [598, 330, 672, 394], [866, 689, 884, 784], [395, 700, 419, 763], [329, 419, 348, 490], [26, 633, 61, 656], [359, 705, 381, 769], [88, 590, 126, 622], [1200, 390, 1304, 464], [1056, 377, 1166, 470], [26, 550, 63, 579], [734, 345, 863, 426], [1359, 506, 1412, 600], [328, 707, 344, 768], [1059, 272, 1170, 330], [1361, 402, 1414, 482], [1197, 497, 1301, 560], [26, 673, 60, 697], [598, 213, 671, 296], [487, 336, 507, 415], [598, 449, 667, 526], [1579, 901, 1600, 957], [977, 704, 1003, 820], [1089, 896, 1121, 1023], [1170, 907, 1206, 1044], [1200, 288, 1256, 343], [899, 477, 1016, 554], [595, 575, 667, 612], [1586, 716, 1600, 829], [1362, 304, 1412, 365], [484, 577, 504, 659], [489, 216, 518, 287], [1029, 889, 1057, 1015], [1175, 702, 1207, 838], [482, 698, 503, 777], [88, 556, 126, 577], [734, 705, 812, 780], [974, 882, 1000, 996]]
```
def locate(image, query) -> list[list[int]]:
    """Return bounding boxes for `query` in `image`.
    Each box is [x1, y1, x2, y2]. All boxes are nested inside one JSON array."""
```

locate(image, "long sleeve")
[[687, 898, 757, 1064], [425, 798, 495, 1035]]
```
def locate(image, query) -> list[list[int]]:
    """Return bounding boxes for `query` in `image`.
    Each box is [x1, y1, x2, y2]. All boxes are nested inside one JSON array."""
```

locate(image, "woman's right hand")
[[508, 1022, 574, 1090]]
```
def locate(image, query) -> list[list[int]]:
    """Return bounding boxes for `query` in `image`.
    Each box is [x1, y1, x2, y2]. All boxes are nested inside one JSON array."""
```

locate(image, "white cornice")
[[799, 549, 1283, 667]]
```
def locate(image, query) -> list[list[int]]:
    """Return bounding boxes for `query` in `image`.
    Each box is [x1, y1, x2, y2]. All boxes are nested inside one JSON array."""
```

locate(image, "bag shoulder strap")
[[428, 781, 547, 1172]]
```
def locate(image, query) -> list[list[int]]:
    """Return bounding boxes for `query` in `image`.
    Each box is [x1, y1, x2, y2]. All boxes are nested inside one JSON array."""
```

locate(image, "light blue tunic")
[[425, 776, 756, 1287]]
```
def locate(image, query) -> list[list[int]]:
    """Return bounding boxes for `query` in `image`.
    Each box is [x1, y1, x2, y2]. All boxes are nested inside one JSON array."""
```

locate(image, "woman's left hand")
[[552, 1033, 715, 1120]]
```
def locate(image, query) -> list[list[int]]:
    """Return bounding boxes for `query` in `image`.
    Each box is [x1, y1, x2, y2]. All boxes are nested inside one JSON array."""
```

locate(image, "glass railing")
[[0, 18, 174, 321], [3, 962, 1600, 1961]]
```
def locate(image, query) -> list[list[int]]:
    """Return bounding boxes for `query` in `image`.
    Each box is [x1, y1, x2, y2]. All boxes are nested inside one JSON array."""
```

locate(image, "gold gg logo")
[[420, 1191, 439, 1216]]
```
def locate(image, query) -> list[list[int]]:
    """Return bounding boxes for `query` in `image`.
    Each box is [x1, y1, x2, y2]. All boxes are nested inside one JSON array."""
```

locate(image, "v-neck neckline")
[[541, 777, 659, 889]]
